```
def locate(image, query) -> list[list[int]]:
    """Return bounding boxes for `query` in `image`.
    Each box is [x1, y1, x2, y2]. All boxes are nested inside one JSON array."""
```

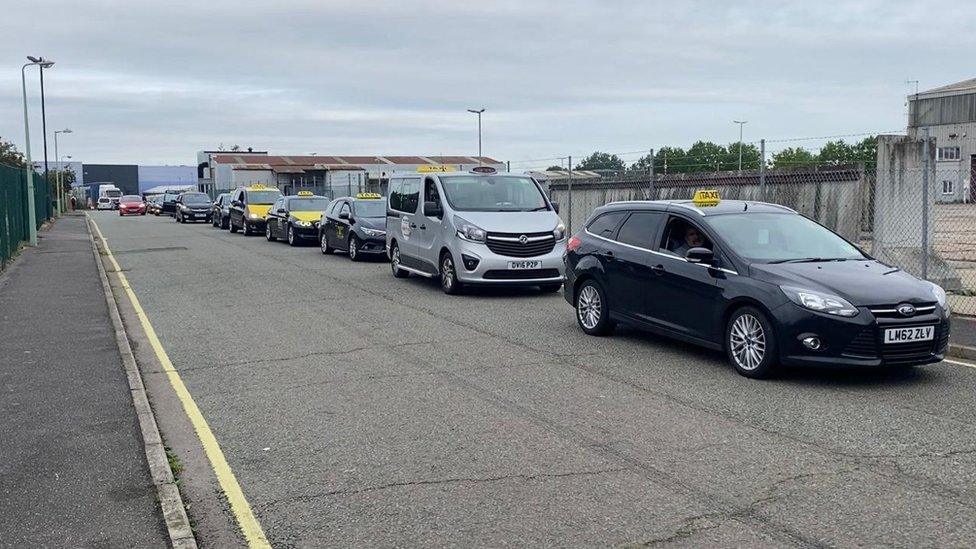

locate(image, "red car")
[[118, 195, 147, 216]]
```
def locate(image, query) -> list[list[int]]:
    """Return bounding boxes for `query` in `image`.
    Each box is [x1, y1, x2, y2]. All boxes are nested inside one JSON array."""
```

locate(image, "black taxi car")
[[265, 191, 331, 246], [563, 191, 950, 378], [319, 193, 387, 261], [228, 184, 283, 235]]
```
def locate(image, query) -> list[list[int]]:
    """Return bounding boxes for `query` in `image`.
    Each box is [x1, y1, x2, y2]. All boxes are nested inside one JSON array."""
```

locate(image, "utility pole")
[[759, 139, 766, 200], [647, 148, 655, 199], [54, 128, 72, 216], [734, 120, 747, 174], [21, 58, 54, 246], [40, 63, 51, 218], [922, 127, 930, 280], [567, 155, 573, 231], [907, 79, 919, 129]]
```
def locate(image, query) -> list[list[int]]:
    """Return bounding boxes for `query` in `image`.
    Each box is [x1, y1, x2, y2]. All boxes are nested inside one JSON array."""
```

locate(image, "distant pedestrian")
[[70, 196, 77, 211]]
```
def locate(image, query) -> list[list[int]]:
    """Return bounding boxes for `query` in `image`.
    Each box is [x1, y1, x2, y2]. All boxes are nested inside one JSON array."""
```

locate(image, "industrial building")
[[196, 151, 505, 198], [908, 77, 976, 203]]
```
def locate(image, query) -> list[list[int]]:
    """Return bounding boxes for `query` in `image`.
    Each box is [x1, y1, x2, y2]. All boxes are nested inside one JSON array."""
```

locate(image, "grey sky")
[[2, 0, 974, 169]]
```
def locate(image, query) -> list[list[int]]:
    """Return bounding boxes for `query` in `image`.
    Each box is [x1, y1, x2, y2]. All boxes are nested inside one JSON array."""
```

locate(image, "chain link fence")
[[544, 160, 976, 316], [1, 163, 53, 269]]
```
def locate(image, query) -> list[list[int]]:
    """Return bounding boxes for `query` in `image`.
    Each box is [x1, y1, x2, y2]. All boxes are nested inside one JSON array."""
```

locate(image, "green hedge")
[[0, 164, 52, 267]]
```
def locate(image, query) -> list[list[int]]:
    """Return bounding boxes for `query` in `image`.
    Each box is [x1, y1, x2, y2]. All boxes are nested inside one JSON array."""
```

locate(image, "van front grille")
[[485, 232, 556, 258]]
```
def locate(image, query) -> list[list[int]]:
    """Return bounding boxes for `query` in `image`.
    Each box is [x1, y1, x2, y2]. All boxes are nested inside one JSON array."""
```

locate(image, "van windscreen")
[[440, 176, 548, 212]]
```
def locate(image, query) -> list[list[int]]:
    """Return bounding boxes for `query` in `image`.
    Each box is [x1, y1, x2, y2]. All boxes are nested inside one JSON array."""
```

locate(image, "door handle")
[[410, 223, 417, 228], [603, 250, 614, 260], [652, 264, 666, 276], [419, 224, 427, 230]]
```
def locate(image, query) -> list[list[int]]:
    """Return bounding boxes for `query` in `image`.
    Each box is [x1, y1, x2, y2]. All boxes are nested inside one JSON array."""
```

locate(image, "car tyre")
[[229, 218, 238, 233], [390, 242, 409, 278], [287, 224, 299, 247], [266, 223, 276, 241], [320, 232, 332, 255], [575, 279, 614, 336], [439, 252, 463, 295], [348, 236, 360, 261], [726, 306, 778, 379], [242, 221, 251, 236]]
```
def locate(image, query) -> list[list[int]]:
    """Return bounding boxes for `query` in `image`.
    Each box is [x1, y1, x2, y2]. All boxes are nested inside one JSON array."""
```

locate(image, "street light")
[[54, 128, 72, 215], [733, 120, 748, 174], [21, 56, 54, 246], [467, 108, 485, 164]]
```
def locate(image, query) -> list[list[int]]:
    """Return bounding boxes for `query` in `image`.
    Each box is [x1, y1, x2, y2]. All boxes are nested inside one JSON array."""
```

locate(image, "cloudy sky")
[[1, 0, 974, 169]]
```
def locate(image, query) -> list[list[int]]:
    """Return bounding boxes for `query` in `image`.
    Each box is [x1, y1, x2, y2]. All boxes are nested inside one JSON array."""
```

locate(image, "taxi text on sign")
[[693, 189, 721, 206]]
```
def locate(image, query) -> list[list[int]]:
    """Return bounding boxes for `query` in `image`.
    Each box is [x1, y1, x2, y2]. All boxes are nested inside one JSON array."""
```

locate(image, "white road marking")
[[945, 358, 976, 370]]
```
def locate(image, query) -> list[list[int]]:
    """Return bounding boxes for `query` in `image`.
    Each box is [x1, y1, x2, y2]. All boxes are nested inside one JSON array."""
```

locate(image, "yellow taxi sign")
[[356, 192, 382, 199], [693, 189, 721, 206], [296, 190, 314, 197], [246, 183, 268, 189], [417, 165, 456, 173]]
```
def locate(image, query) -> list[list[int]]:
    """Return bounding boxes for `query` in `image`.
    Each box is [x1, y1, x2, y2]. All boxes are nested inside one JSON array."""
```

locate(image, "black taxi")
[[563, 191, 950, 378], [319, 193, 387, 261], [264, 191, 330, 246]]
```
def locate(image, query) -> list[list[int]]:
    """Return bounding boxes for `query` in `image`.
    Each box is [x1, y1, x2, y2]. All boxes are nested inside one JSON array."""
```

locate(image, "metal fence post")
[[567, 155, 573, 231], [922, 127, 930, 280], [759, 139, 766, 201], [648, 148, 655, 199]]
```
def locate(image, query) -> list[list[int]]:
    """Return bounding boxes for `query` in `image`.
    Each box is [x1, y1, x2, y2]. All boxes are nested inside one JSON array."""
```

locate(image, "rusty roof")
[[214, 154, 502, 166]]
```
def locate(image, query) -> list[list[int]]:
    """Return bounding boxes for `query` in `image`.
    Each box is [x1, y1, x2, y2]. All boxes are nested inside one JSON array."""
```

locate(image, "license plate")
[[508, 260, 540, 270], [883, 326, 934, 344], [195, 214, 206, 218]]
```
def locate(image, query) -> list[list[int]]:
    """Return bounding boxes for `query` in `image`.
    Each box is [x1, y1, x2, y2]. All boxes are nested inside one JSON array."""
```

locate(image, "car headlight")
[[454, 215, 486, 243], [926, 281, 949, 313], [297, 220, 312, 227], [361, 227, 385, 237], [180, 204, 189, 211], [249, 213, 259, 219], [781, 286, 859, 317], [553, 222, 566, 242]]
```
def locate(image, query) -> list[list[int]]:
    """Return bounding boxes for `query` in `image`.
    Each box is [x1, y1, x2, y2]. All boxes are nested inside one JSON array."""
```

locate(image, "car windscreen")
[[182, 193, 211, 205], [440, 176, 548, 212], [353, 200, 386, 217], [121, 195, 141, 202], [163, 192, 180, 201], [105, 189, 122, 197], [706, 213, 867, 263], [246, 190, 282, 204], [287, 197, 330, 211]]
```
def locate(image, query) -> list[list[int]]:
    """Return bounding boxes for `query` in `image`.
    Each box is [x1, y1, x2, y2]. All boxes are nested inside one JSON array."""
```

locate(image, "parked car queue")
[[145, 171, 949, 379]]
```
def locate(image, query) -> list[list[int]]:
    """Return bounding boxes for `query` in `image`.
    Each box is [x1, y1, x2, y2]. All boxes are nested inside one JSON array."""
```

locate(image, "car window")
[[616, 212, 664, 249], [339, 202, 351, 217], [660, 216, 712, 257], [388, 178, 403, 212], [586, 211, 627, 239], [424, 178, 441, 206]]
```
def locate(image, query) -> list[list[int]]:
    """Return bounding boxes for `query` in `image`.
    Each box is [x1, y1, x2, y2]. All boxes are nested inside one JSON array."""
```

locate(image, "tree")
[[724, 142, 761, 171], [546, 165, 563, 171], [770, 147, 816, 168], [575, 151, 625, 171], [0, 137, 26, 168], [685, 141, 728, 173], [817, 140, 857, 165], [852, 136, 877, 164]]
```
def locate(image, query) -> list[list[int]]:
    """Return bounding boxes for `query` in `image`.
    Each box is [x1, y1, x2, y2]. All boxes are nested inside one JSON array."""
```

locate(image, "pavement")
[[950, 315, 976, 348], [84, 210, 976, 548], [0, 214, 168, 548]]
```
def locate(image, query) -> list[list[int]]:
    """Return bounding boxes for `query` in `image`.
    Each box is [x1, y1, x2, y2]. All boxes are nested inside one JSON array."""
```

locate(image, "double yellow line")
[[90, 217, 270, 548]]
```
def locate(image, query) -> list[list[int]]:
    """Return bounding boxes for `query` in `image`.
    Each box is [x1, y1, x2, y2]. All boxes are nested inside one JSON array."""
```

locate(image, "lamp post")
[[54, 128, 72, 215], [59, 155, 72, 210], [21, 57, 55, 246], [733, 120, 748, 174], [467, 108, 485, 164]]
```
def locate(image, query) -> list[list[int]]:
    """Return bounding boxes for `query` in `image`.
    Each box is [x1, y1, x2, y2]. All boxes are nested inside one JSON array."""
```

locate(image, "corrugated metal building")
[[908, 78, 976, 203]]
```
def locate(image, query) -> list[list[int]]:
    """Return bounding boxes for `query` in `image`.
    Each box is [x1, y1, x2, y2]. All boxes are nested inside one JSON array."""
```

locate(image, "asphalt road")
[[92, 211, 976, 548]]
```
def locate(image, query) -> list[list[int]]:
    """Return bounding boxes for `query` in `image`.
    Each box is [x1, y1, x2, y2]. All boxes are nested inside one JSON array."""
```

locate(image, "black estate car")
[[319, 193, 387, 261], [563, 197, 950, 378]]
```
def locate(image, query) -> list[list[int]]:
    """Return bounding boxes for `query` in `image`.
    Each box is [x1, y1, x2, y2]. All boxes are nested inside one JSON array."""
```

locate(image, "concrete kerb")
[[948, 344, 976, 361], [85, 214, 198, 548]]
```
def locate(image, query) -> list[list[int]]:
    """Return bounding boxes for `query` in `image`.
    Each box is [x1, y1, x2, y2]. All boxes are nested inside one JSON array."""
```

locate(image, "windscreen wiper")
[[768, 257, 850, 264]]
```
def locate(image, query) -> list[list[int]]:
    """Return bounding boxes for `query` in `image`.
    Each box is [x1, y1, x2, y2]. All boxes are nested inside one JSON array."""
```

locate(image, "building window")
[[942, 180, 954, 195], [937, 146, 961, 161]]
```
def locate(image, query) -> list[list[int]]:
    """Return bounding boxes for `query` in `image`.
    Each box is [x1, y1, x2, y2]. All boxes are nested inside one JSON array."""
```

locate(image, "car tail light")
[[566, 235, 582, 252]]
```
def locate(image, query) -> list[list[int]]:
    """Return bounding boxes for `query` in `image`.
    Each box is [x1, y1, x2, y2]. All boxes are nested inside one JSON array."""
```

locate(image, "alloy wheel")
[[577, 285, 602, 330], [441, 255, 455, 291], [730, 313, 766, 371]]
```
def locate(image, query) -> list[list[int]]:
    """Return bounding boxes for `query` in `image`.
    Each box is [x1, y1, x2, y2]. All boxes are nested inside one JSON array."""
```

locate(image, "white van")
[[385, 168, 566, 294]]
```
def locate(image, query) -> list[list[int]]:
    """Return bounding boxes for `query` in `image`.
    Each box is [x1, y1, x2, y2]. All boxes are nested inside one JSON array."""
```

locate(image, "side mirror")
[[423, 201, 443, 218], [338, 211, 350, 220], [686, 247, 714, 265], [232, 200, 242, 207], [277, 208, 286, 214], [551, 202, 560, 214]]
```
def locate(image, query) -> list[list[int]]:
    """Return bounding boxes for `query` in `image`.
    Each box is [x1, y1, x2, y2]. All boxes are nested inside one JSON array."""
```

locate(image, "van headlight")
[[249, 213, 259, 219], [926, 281, 949, 313], [454, 215, 486, 243], [553, 223, 566, 242], [781, 286, 859, 317]]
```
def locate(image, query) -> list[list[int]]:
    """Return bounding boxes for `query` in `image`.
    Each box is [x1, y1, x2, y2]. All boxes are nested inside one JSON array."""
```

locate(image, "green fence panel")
[[0, 164, 52, 267]]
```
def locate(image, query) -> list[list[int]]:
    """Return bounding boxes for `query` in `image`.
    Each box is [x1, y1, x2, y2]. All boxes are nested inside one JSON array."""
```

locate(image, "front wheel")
[[266, 223, 276, 241], [320, 232, 332, 254], [348, 236, 361, 261], [726, 306, 778, 379], [439, 252, 463, 295], [575, 280, 613, 336], [287, 224, 298, 247], [390, 242, 409, 278]]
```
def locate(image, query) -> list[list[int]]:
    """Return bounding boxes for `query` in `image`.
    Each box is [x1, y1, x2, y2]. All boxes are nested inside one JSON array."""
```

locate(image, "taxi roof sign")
[[692, 189, 721, 207], [296, 190, 314, 196], [417, 165, 456, 173], [470, 166, 497, 174], [356, 192, 382, 200]]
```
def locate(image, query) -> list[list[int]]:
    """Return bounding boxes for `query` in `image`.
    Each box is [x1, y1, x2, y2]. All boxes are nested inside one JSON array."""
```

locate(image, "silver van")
[[385, 168, 566, 294]]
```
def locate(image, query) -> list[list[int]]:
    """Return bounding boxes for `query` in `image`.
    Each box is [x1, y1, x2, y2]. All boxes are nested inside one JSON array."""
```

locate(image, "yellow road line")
[[945, 358, 976, 370], [89, 216, 270, 549]]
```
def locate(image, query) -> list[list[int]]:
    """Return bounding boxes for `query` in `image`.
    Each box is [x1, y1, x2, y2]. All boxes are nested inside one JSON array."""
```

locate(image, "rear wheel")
[[220, 215, 229, 230], [390, 242, 409, 278], [439, 252, 463, 295], [348, 236, 360, 261], [726, 306, 778, 379], [575, 279, 613, 336]]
